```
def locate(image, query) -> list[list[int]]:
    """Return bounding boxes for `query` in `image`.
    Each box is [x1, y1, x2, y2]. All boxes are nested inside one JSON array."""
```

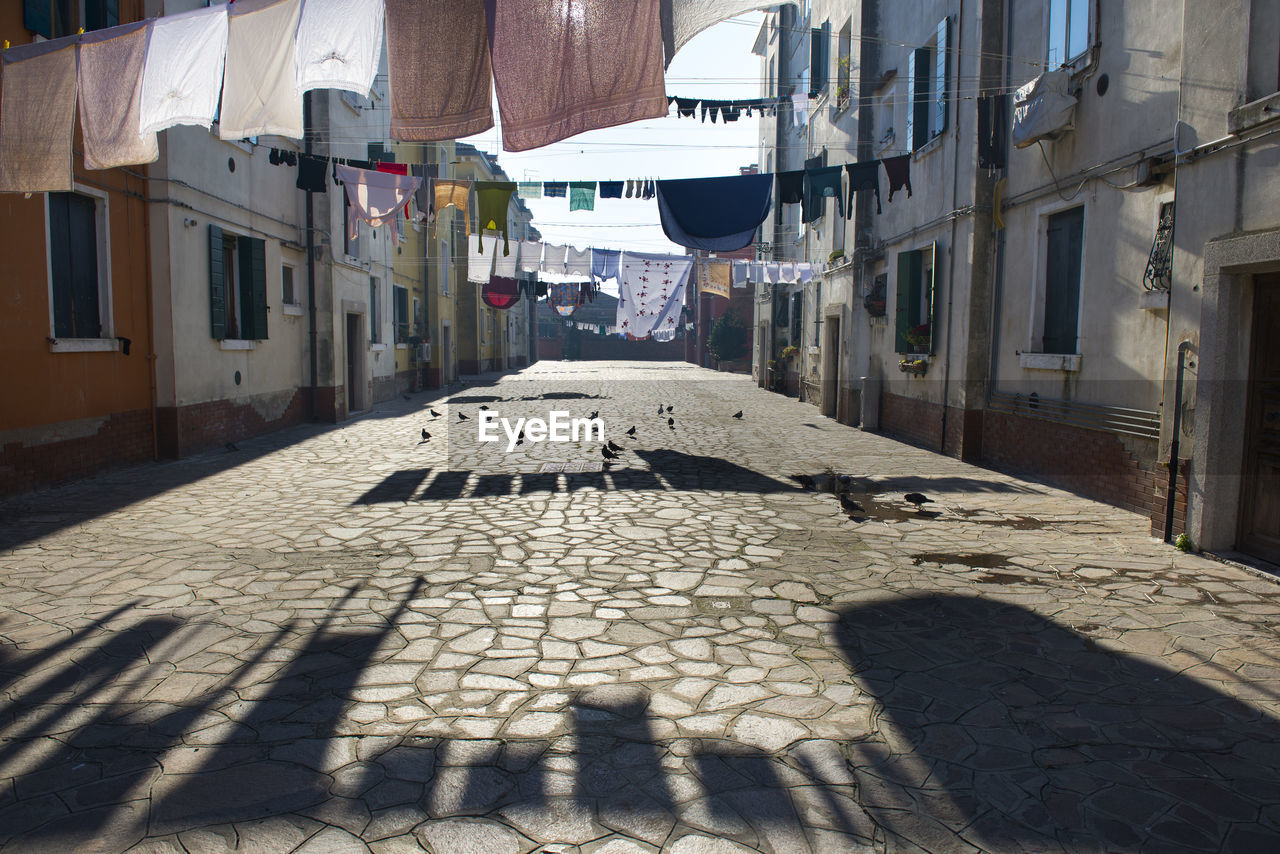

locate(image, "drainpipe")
[[304, 90, 318, 419], [1163, 340, 1192, 542], [938, 0, 964, 454]]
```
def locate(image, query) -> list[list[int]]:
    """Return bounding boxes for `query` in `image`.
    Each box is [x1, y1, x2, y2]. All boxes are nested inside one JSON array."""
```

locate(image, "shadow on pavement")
[[833, 594, 1280, 851]]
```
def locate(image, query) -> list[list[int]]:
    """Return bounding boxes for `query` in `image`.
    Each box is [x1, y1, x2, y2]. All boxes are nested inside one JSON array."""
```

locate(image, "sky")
[[458, 12, 768, 282]]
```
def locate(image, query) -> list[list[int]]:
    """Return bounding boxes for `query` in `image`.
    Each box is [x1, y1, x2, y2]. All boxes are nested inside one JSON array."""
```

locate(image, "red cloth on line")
[[376, 162, 409, 175], [483, 276, 522, 310]]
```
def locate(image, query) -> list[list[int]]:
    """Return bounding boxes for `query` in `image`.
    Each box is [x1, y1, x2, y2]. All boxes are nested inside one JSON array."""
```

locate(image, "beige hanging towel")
[[487, 0, 668, 152], [219, 0, 304, 140], [0, 36, 79, 194], [663, 2, 794, 67], [78, 22, 159, 171], [433, 179, 473, 235], [385, 0, 494, 141]]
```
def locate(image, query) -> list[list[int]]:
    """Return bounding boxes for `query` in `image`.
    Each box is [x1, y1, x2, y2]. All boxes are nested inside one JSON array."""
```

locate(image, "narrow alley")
[[1, 361, 1277, 853]]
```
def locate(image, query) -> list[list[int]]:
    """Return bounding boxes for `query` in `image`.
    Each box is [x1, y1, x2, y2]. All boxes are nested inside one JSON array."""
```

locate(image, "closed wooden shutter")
[[208, 225, 226, 339], [1043, 207, 1084, 353], [239, 236, 268, 340], [895, 250, 922, 353], [935, 17, 949, 137]]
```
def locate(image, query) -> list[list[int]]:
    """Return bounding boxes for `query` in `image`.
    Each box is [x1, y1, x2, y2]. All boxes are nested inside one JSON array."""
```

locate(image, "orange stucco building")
[[0, 1, 156, 495]]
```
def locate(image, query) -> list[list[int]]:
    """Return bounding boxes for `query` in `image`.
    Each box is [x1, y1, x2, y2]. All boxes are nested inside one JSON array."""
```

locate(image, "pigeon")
[[421, 428, 429, 441], [225, 442, 239, 452], [602, 446, 620, 460], [480, 404, 489, 410], [668, 417, 675, 430], [589, 410, 599, 420], [625, 426, 636, 437], [607, 440, 624, 452], [666, 405, 673, 413], [516, 431, 525, 446], [403, 394, 411, 401], [430, 409, 441, 418], [457, 412, 469, 421], [732, 410, 743, 419], [904, 492, 930, 509], [791, 474, 815, 489], [657, 405, 664, 416]]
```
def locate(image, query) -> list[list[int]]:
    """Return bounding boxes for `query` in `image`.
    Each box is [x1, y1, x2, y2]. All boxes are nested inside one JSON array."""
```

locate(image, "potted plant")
[[779, 344, 799, 361], [903, 323, 931, 354]]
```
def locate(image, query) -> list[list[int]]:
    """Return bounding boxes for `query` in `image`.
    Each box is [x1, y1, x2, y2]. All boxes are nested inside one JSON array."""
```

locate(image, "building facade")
[[754, 0, 1280, 564]]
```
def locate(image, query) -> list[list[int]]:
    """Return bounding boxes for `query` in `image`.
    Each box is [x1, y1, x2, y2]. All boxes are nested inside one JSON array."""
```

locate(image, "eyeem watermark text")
[[477, 410, 604, 451]]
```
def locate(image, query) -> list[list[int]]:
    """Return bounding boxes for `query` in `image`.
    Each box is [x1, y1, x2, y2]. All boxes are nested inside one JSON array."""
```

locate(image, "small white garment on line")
[[617, 251, 693, 339], [220, 0, 304, 140], [295, 0, 384, 95], [796, 262, 815, 282], [493, 238, 519, 278], [336, 164, 420, 246], [541, 243, 568, 275], [517, 240, 543, 273], [565, 247, 592, 278], [138, 4, 228, 134], [792, 93, 809, 127], [665, 1, 795, 66], [469, 233, 499, 283]]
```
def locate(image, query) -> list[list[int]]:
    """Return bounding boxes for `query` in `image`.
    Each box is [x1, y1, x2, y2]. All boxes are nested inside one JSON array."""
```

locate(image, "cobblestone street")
[[2, 360, 1279, 853]]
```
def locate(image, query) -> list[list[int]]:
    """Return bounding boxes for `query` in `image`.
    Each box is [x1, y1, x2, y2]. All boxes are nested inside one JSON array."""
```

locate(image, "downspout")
[[985, 0, 1014, 409], [304, 90, 318, 419], [1164, 341, 1192, 542], [140, 165, 158, 461], [938, 0, 963, 454]]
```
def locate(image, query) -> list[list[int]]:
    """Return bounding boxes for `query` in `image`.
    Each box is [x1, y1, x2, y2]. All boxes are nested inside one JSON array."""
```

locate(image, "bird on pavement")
[[657, 404, 664, 416], [732, 410, 743, 419], [607, 440, 624, 452], [602, 446, 620, 460], [430, 409, 441, 418], [403, 394, 411, 401], [457, 411, 469, 421], [516, 430, 525, 446], [904, 492, 930, 510], [625, 426, 636, 437], [589, 410, 599, 419], [421, 428, 429, 441], [479, 404, 489, 410], [668, 417, 675, 430], [666, 405, 673, 413], [225, 442, 239, 452]]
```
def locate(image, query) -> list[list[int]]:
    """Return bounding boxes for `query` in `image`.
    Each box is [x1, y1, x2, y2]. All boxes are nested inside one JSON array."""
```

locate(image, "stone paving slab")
[[1, 361, 1279, 852]]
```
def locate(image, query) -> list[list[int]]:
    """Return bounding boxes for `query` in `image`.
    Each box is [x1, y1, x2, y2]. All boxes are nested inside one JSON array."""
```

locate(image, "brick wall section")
[[881, 391, 944, 450], [156, 389, 310, 458], [0, 409, 153, 497]]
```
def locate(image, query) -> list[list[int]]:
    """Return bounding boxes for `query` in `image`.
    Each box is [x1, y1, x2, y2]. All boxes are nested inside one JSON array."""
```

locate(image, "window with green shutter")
[[906, 17, 949, 152], [1043, 207, 1084, 354], [394, 285, 409, 344], [26, 0, 117, 37], [809, 21, 830, 98], [895, 244, 936, 354], [238, 236, 268, 340], [208, 225, 227, 339]]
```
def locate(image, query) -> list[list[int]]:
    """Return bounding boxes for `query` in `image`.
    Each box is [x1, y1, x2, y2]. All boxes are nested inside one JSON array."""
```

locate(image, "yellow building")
[[424, 140, 461, 387], [391, 141, 427, 393]]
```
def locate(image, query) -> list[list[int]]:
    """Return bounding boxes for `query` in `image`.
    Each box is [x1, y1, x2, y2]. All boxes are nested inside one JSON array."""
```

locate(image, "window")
[[1247, 0, 1280, 100], [282, 265, 296, 306], [394, 284, 409, 344], [812, 281, 823, 346], [809, 21, 830, 98], [412, 296, 423, 336], [48, 191, 108, 339], [835, 21, 852, 111], [343, 193, 360, 258], [1042, 206, 1084, 354], [208, 225, 267, 341], [1047, 0, 1091, 68], [906, 18, 949, 151], [790, 291, 803, 344], [369, 277, 381, 343], [24, 0, 118, 38], [895, 244, 936, 354]]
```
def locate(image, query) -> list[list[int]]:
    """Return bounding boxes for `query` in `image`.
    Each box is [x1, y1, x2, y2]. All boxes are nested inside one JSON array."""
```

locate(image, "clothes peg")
[[77, 28, 84, 34], [3, 41, 9, 50]]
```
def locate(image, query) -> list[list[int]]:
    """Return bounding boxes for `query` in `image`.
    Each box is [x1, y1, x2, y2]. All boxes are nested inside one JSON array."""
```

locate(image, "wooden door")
[[1240, 275, 1280, 564]]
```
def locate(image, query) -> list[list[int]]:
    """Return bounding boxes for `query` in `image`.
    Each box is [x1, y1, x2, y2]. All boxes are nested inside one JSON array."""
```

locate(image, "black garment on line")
[[776, 170, 804, 205], [721, 103, 741, 122], [882, 154, 912, 202], [675, 97, 698, 118], [701, 99, 727, 123], [844, 161, 881, 216], [296, 153, 328, 192], [599, 181, 625, 198], [978, 94, 1009, 169], [802, 165, 843, 223]]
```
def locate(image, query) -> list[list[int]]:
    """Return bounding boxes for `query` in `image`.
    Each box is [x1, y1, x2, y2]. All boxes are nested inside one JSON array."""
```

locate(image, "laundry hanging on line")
[[655, 173, 774, 252], [336, 164, 421, 246], [616, 251, 694, 340]]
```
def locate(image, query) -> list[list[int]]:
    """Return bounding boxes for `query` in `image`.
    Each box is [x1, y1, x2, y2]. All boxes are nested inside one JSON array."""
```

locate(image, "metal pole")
[[1164, 340, 1191, 542]]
